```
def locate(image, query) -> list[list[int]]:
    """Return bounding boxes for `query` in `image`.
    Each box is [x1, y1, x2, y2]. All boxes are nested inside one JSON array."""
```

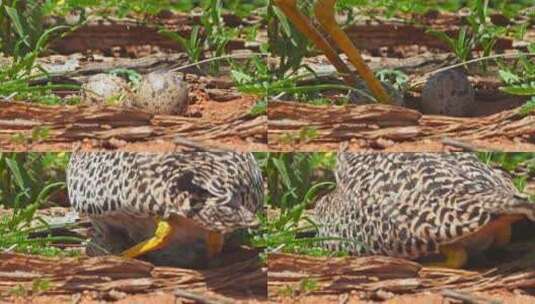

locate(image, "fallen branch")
[[0, 251, 265, 300], [344, 22, 512, 51], [268, 252, 535, 300], [442, 289, 502, 304], [268, 101, 535, 151], [441, 137, 499, 152], [175, 288, 234, 304], [49, 13, 260, 54], [0, 102, 266, 151], [173, 135, 234, 152]]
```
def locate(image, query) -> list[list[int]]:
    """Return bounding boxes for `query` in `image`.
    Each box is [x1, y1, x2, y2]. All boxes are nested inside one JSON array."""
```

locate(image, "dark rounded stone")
[[421, 68, 475, 117]]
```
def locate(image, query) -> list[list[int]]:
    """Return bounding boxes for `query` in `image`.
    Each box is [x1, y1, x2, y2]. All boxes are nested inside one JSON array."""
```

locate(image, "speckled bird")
[[315, 153, 535, 268], [67, 152, 263, 267]]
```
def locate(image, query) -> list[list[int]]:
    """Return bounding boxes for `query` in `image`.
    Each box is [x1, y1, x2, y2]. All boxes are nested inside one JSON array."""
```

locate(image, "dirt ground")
[[274, 291, 535, 304], [268, 218, 535, 302], [1, 6, 535, 304], [11, 290, 533, 304], [0, 205, 266, 303], [268, 101, 535, 152], [0, 12, 267, 152], [266, 9, 535, 151], [1, 10, 533, 152], [0, 249, 266, 303], [269, 136, 535, 152], [0, 95, 265, 152], [6, 291, 267, 304], [0, 62, 266, 152]]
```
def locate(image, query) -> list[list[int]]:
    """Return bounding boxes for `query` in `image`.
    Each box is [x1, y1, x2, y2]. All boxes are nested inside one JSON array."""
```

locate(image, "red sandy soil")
[[274, 291, 535, 304], [273, 138, 535, 152], [7, 290, 534, 303], [6, 292, 268, 304], [0, 92, 265, 152]]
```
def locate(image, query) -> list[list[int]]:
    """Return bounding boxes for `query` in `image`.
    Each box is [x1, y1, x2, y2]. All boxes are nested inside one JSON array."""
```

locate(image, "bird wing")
[[68, 152, 263, 233], [329, 153, 534, 258]]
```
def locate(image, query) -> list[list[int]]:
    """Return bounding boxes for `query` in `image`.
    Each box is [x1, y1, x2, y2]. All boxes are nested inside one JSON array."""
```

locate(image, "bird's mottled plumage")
[[67, 152, 263, 266], [315, 153, 534, 260]]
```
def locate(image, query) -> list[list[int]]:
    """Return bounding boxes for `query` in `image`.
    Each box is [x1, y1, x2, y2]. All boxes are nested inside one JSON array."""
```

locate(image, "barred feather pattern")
[[315, 153, 535, 259], [67, 152, 264, 233]]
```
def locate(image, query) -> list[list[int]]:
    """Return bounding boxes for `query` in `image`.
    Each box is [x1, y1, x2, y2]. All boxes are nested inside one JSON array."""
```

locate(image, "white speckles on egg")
[[133, 71, 189, 115], [421, 68, 475, 117], [81, 74, 133, 106]]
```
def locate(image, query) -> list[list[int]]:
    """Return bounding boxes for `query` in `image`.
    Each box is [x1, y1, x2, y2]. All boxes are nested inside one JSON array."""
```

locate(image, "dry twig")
[[174, 288, 233, 304], [442, 289, 502, 304]]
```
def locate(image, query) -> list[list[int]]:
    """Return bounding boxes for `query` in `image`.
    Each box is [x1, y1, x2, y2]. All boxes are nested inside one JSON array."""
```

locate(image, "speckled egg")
[[421, 68, 475, 117], [81, 73, 133, 106], [133, 71, 189, 115]]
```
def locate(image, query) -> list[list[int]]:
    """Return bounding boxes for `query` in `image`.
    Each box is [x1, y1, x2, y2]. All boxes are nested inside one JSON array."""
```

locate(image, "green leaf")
[[273, 7, 292, 38], [501, 85, 535, 96], [5, 158, 26, 192], [498, 69, 520, 85], [518, 97, 535, 116], [4, 6, 30, 47], [249, 99, 267, 117], [273, 158, 292, 190], [231, 69, 253, 85]]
